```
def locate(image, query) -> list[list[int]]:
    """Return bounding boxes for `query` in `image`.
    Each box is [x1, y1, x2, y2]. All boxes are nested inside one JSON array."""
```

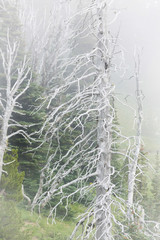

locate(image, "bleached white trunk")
[[95, 1, 112, 239], [0, 144, 6, 181], [127, 57, 143, 221], [0, 103, 12, 181], [96, 101, 112, 240]]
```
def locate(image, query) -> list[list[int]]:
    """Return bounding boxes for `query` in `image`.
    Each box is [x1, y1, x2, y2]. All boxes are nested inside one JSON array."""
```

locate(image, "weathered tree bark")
[[96, 103, 112, 240], [0, 99, 13, 181], [94, 1, 113, 239]]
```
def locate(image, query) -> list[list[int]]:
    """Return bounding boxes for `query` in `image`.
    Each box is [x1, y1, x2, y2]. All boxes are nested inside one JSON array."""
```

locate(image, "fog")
[[28, 0, 160, 152], [113, 0, 160, 151], [116, 0, 160, 102]]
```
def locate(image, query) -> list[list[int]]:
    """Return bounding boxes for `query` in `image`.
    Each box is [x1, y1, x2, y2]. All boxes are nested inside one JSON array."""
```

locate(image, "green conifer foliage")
[[9, 82, 48, 198], [1, 149, 24, 202]]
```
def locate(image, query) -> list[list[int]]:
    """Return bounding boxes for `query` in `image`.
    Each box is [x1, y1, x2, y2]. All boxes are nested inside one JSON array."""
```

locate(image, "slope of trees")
[[0, 0, 160, 240]]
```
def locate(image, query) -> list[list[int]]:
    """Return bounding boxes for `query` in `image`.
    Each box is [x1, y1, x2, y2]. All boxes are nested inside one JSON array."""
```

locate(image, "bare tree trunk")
[[95, 1, 112, 239], [0, 103, 12, 181], [0, 142, 7, 181], [96, 103, 112, 239], [127, 54, 143, 221]]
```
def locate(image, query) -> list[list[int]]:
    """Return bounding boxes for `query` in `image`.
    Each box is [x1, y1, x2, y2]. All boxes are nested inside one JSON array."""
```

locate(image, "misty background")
[[114, 0, 160, 153], [28, 0, 160, 153]]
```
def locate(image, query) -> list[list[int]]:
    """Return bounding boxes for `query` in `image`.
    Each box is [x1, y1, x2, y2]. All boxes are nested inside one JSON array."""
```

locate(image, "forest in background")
[[0, 0, 160, 239]]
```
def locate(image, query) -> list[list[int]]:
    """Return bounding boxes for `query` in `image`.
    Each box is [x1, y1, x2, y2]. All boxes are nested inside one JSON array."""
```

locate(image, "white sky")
[[116, 0, 160, 99]]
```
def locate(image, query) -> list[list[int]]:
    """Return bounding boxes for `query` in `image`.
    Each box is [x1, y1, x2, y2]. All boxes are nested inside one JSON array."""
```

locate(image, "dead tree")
[[30, 1, 121, 239], [94, 1, 113, 239], [127, 53, 143, 222]]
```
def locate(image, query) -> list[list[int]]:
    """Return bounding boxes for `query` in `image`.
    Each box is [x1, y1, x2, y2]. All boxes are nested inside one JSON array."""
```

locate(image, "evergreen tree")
[[9, 82, 48, 198]]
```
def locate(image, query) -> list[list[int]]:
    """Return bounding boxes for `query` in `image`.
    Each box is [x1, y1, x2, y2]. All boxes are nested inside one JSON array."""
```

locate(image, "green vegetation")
[[20, 207, 76, 240], [0, 199, 28, 240], [0, 198, 78, 240]]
